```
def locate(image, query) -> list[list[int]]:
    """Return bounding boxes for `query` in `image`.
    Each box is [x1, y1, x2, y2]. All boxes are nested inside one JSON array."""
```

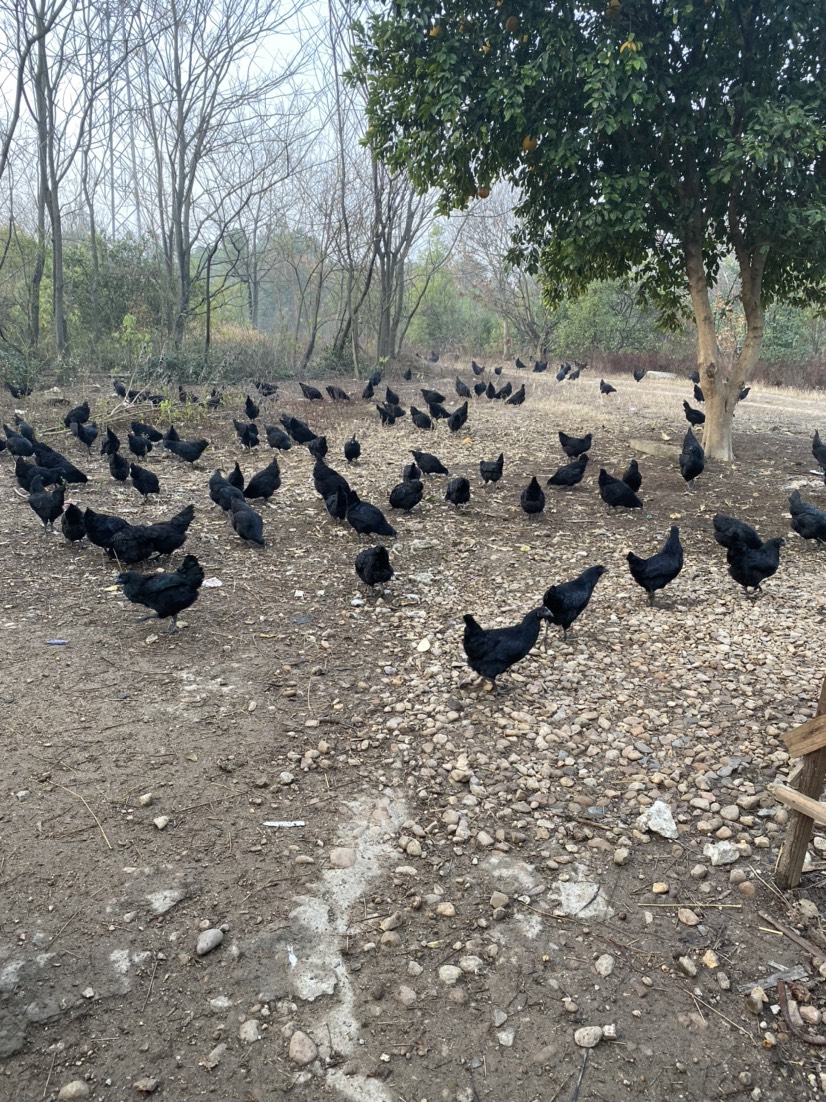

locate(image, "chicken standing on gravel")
[[627, 526, 684, 606], [542, 565, 607, 641], [462, 606, 552, 691]]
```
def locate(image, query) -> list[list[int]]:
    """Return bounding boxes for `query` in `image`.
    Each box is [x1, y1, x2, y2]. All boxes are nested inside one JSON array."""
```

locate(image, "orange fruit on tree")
[[505, 15, 520, 33], [477, 186, 491, 199], [521, 135, 538, 152], [429, 24, 442, 36]]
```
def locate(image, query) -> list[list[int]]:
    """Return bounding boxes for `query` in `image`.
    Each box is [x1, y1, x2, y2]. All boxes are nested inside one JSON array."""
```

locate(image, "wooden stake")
[[775, 675, 826, 890]]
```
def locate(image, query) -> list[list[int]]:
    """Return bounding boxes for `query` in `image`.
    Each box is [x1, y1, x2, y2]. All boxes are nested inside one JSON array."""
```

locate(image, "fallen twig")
[[55, 784, 112, 849]]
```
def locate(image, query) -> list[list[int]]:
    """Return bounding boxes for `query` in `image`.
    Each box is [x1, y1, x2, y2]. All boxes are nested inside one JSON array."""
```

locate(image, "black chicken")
[[471, 360, 484, 376], [15, 458, 62, 490], [410, 407, 434, 431], [428, 401, 450, 421], [556, 363, 571, 382], [542, 564, 607, 640], [445, 476, 471, 507], [100, 426, 121, 455], [84, 507, 129, 549], [244, 459, 281, 502], [788, 491, 826, 545], [547, 454, 588, 489], [599, 379, 616, 396], [6, 381, 32, 398], [559, 431, 592, 458], [117, 554, 204, 633], [126, 432, 151, 459], [520, 476, 545, 516], [264, 423, 292, 450], [362, 380, 375, 401], [70, 420, 98, 453], [131, 420, 163, 442], [346, 491, 397, 539], [255, 380, 278, 398], [421, 388, 445, 406], [324, 486, 348, 522], [307, 435, 328, 460], [355, 545, 394, 589], [627, 526, 684, 605], [485, 381, 496, 399], [389, 479, 424, 513], [61, 503, 86, 545], [473, 381, 487, 397], [245, 395, 260, 420], [447, 401, 469, 433], [480, 453, 504, 486], [64, 401, 90, 428], [679, 428, 705, 489], [506, 384, 526, 405], [230, 499, 265, 547], [313, 457, 350, 501], [633, 368, 646, 382], [598, 468, 643, 510], [713, 514, 762, 551], [32, 440, 87, 484], [280, 414, 317, 445], [690, 369, 700, 384], [209, 470, 245, 512], [344, 434, 361, 463], [27, 477, 65, 531], [402, 367, 412, 380], [727, 536, 784, 596], [683, 400, 705, 426], [227, 462, 245, 491], [621, 458, 641, 493], [403, 461, 421, 481], [738, 386, 750, 402], [326, 385, 350, 401], [165, 436, 209, 465], [109, 451, 130, 483], [412, 450, 448, 475], [462, 606, 551, 690], [299, 382, 324, 401], [130, 463, 160, 501], [141, 505, 196, 557], [376, 403, 399, 426], [233, 420, 260, 450], [693, 383, 705, 403], [4, 426, 34, 458], [812, 430, 826, 472], [533, 360, 547, 373], [385, 386, 400, 406], [495, 382, 513, 401], [455, 377, 471, 399]]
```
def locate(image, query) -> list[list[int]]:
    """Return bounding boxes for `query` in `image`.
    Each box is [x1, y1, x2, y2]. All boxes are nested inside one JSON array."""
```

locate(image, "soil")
[[1, 366, 826, 1102]]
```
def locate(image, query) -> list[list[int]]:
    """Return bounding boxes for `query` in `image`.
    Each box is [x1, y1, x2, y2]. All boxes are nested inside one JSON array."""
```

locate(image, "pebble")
[[435, 902, 456, 917], [329, 847, 356, 868], [574, 1026, 603, 1048], [239, 1020, 261, 1044], [132, 1078, 159, 1094], [636, 800, 678, 839], [613, 847, 630, 865], [703, 840, 741, 866], [677, 908, 700, 926], [594, 954, 614, 977], [459, 955, 484, 975], [497, 1029, 515, 1047], [652, 882, 669, 894], [396, 985, 417, 1007], [489, 891, 509, 909], [153, 816, 170, 831], [196, 929, 224, 956], [209, 996, 232, 1013], [58, 1083, 90, 1100], [289, 1030, 318, 1065], [677, 956, 697, 977], [438, 965, 462, 986]]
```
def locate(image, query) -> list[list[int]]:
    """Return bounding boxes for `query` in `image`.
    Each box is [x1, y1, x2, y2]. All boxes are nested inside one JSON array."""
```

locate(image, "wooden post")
[[775, 677, 826, 890]]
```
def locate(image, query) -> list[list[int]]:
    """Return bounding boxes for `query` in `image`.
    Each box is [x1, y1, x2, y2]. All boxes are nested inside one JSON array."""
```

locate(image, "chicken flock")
[[3, 364, 824, 686]]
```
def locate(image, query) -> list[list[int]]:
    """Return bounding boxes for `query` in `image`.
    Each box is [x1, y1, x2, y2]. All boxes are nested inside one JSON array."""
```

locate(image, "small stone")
[[416, 638, 431, 652], [717, 972, 731, 991], [719, 805, 740, 822], [703, 840, 740, 866], [574, 1026, 603, 1049], [489, 891, 509, 909], [380, 931, 401, 948], [58, 1083, 90, 1100], [701, 949, 719, 969], [396, 985, 417, 1007], [196, 929, 224, 956], [289, 1030, 318, 1065], [613, 847, 630, 866], [493, 1008, 508, 1027], [594, 954, 614, 977], [239, 1020, 260, 1044], [209, 996, 232, 1013], [800, 1005, 821, 1025], [153, 816, 170, 831], [138, 793, 154, 807], [745, 987, 767, 1015], [497, 1029, 515, 1047], [132, 1079, 159, 1094], [652, 882, 669, 895], [201, 1044, 227, 1070], [438, 965, 462, 986], [405, 839, 422, 857], [407, 961, 423, 976], [459, 956, 484, 975], [677, 908, 700, 926], [562, 997, 578, 1014], [329, 847, 356, 868], [380, 913, 401, 932], [476, 831, 494, 848], [677, 956, 697, 977], [435, 902, 455, 917], [636, 800, 678, 839], [602, 1024, 617, 1040], [690, 864, 708, 880], [738, 881, 756, 898]]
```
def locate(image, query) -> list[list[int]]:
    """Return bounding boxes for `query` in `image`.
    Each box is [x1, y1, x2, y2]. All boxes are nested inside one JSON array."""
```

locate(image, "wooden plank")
[[775, 675, 826, 891], [771, 784, 826, 826], [784, 714, 826, 757]]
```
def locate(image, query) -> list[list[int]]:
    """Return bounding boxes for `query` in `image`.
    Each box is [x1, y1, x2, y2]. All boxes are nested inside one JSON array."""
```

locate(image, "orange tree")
[[351, 1, 826, 459]]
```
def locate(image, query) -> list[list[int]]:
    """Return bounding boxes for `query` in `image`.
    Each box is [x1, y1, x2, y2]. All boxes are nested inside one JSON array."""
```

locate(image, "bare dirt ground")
[[1, 364, 826, 1102]]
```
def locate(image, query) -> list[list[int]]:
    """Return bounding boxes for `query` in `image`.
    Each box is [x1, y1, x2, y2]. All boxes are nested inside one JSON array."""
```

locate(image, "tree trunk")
[[684, 240, 734, 460]]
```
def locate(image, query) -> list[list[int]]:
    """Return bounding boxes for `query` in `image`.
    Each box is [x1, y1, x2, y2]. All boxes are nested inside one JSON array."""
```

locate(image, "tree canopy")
[[352, 0, 826, 457]]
